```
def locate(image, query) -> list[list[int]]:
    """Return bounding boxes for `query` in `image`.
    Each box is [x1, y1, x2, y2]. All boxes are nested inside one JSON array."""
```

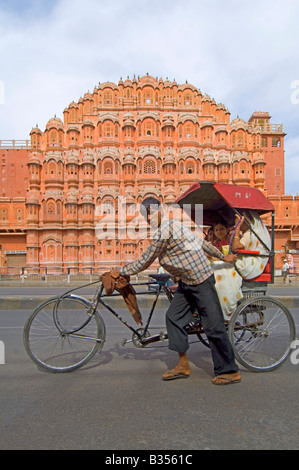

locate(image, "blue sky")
[[0, 0, 298, 194], [0, 0, 57, 15]]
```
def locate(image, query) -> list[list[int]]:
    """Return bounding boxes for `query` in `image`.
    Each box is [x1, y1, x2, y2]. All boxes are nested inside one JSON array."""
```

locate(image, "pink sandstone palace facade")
[[0, 74, 298, 274]]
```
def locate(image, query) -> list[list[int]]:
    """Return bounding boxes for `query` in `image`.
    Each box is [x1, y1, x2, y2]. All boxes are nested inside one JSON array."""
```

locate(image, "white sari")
[[213, 211, 271, 321]]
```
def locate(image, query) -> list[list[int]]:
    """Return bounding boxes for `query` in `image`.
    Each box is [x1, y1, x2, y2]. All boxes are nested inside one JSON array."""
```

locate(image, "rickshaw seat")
[[235, 249, 271, 282], [246, 259, 271, 282]]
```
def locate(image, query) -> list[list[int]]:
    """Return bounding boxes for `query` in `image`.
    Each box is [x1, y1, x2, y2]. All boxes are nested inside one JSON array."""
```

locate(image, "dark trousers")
[[165, 274, 239, 376]]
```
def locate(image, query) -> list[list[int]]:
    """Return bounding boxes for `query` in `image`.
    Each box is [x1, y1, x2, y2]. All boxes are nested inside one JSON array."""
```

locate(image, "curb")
[[0, 295, 169, 311], [1, 295, 299, 311]]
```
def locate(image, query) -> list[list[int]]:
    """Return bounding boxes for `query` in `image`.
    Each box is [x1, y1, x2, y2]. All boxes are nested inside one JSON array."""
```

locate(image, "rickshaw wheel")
[[228, 296, 296, 372]]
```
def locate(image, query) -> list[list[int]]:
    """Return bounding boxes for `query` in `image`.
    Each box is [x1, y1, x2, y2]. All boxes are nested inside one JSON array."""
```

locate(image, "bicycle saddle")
[[149, 273, 171, 284]]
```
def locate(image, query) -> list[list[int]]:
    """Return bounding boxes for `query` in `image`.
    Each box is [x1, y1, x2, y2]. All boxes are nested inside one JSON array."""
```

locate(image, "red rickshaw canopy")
[[176, 182, 275, 226]]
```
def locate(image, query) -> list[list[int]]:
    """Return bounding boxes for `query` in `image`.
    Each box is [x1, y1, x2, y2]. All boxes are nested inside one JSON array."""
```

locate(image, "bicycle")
[[23, 271, 295, 374], [23, 273, 209, 373]]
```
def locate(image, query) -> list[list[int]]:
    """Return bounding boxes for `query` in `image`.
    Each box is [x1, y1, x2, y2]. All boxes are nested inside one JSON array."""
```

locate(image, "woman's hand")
[[223, 254, 237, 264], [235, 214, 245, 227]]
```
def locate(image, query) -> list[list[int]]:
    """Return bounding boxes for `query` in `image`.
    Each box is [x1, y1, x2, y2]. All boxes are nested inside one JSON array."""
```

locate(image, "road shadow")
[[72, 334, 214, 375]]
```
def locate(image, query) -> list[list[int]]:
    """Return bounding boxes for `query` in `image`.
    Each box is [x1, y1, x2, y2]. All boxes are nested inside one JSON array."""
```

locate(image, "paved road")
[[0, 305, 298, 450]]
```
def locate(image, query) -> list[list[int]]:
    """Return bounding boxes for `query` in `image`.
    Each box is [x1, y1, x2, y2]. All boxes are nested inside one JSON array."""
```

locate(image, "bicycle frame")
[[65, 280, 173, 346]]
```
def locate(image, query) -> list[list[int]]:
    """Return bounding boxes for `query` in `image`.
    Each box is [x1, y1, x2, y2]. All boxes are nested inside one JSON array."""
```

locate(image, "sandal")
[[212, 372, 242, 385], [162, 369, 191, 381]]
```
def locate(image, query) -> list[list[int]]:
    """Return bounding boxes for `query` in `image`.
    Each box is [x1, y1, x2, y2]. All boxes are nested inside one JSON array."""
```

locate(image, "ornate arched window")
[[84, 100, 91, 114], [104, 122, 112, 138], [185, 124, 192, 139], [50, 130, 57, 146], [83, 164, 93, 176], [143, 91, 153, 105], [104, 91, 112, 106], [47, 201, 55, 215], [186, 161, 194, 174], [70, 108, 77, 122], [100, 199, 114, 215], [237, 131, 244, 146], [184, 93, 192, 106], [144, 121, 154, 137], [231, 132, 236, 147], [49, 162, 56, 175], [178, 124, 183, 140], [143, 160, 156, 174], [240, 161, 248, 175], [104, 161, 113, 175]]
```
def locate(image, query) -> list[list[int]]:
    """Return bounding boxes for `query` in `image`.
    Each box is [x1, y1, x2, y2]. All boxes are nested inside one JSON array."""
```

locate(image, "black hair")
[[212, 220, 228, 230], [140, 197, 161, 218]]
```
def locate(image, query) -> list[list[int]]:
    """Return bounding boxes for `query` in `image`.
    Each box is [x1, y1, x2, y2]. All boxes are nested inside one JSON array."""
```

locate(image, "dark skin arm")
[[231, 215, 247, 252]]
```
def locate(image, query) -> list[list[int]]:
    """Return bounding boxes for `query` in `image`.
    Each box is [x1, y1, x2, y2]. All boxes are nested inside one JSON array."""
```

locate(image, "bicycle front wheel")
[[23, 295, 106, 373], [228, 296, 296, 372]]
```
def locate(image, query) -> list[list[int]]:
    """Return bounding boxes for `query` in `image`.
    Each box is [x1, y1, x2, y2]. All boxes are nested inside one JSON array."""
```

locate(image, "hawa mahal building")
[[0, 74, 298, 274]]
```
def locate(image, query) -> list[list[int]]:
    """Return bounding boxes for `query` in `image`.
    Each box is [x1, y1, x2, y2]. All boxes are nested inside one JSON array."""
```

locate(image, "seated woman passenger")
[[233, 211, 271, 279], [212, 211, 271, 321], [212, 221, 230, 255], [204, 227, 216, 244]]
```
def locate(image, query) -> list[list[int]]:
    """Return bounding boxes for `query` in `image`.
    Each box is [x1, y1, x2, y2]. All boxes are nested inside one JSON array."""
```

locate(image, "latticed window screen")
[[104, 162, 113, 174], [143, 160, 156, 174], [186, 162, 194, 174]]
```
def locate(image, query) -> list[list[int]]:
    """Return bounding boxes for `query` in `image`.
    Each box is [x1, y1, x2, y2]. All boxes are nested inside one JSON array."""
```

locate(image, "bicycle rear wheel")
[[228, 296, 296, 372], [23, 295, 106, 373]]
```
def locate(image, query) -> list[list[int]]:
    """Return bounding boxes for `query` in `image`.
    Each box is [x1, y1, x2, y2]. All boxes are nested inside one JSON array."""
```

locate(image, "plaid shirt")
[[119, 219, 224, 285]]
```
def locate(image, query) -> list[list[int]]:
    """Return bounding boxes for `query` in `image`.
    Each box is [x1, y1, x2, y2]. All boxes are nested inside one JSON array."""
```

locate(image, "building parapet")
[[0, 140, 31, 149], [248, 123, 284, 134]]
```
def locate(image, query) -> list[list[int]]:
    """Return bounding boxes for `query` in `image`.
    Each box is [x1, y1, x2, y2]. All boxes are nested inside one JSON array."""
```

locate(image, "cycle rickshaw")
[[23, 182, 296, 373], [176, 181, 296, 372]]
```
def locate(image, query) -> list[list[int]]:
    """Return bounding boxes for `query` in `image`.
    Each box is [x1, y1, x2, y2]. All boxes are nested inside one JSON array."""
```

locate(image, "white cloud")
[[0, 0, 298, 193]]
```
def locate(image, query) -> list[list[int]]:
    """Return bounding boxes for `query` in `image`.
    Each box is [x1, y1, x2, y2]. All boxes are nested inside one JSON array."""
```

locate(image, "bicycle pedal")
[[159, 332, 168, 340], [186, 321, 202, 332], [121, 338, 131, 347]]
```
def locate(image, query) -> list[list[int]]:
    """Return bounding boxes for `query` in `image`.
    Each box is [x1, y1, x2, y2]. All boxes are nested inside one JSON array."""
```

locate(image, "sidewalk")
[[1, 276, 299, 310], [1, 273, 298, 287]]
